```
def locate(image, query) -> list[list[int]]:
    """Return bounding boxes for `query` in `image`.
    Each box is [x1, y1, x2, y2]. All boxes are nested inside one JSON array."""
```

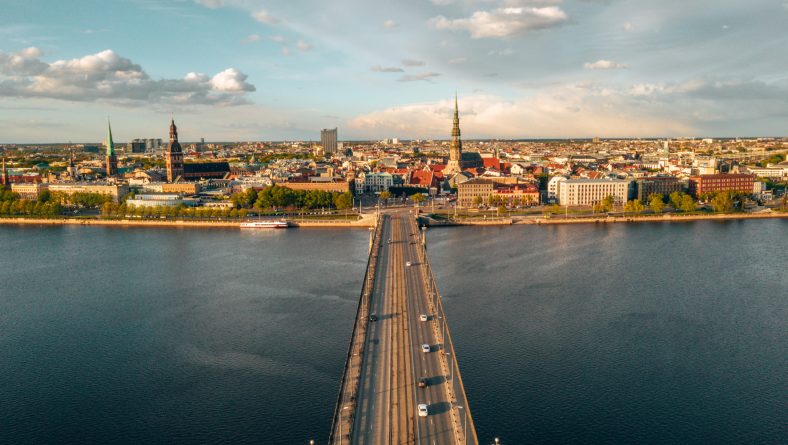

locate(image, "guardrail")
[[413, 218, 479, 445], [328, 215, 383, 444]]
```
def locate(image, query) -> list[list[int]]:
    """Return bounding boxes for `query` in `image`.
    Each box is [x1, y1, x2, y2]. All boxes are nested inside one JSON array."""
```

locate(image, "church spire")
[[450, 93, 462, 161], [106, 118, 115, 157]]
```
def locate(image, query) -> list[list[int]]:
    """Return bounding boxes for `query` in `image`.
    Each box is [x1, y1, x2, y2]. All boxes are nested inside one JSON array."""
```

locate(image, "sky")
[[1, 0, 787, 143]]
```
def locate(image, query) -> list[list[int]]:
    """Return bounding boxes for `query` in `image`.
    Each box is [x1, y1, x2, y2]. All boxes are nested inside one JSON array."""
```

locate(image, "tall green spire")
[[106, 118, 115, 156]]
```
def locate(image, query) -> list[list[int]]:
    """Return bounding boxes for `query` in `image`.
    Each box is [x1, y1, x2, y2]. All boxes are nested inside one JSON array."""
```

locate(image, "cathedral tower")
[[165, 119, 184, 183]]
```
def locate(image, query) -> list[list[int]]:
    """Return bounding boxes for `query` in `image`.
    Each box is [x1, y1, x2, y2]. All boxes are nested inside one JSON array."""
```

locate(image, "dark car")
[[369, 314, 378, 322], [418, 378, 428, 388]]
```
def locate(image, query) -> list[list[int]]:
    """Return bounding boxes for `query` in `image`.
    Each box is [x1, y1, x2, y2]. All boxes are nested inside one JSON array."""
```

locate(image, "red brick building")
[[688, 174, 755, 197]]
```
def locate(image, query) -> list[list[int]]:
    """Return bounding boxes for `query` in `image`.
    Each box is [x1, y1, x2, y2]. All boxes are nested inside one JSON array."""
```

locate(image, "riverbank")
[[0, 213, 378, 229], [418, 211, 787, 227], [518, 211, 788, 225]]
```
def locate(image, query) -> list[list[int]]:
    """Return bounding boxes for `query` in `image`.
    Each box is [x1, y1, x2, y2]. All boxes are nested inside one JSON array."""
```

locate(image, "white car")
[[418, 404, 428, 417], [405, 261, 412, 267], [421, 344, 430, 353], [419, 314, 428, 322]]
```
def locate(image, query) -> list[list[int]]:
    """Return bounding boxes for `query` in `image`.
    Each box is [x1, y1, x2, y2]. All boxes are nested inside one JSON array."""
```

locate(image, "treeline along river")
[[0, 220, 785, 444]]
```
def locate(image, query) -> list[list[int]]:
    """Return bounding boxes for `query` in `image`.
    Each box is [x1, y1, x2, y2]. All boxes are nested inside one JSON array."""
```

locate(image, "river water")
[[0, 220, 785, 444]]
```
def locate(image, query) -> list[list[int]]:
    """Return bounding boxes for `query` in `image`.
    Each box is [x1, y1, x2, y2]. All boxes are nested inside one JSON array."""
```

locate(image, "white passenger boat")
[[240, 220, 289, 229]]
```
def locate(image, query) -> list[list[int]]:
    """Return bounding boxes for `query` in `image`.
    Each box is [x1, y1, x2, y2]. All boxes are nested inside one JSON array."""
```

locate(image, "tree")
[[679, 195, 696, 213], [649, 194, 665, 214], [710, 192, 734, 213], [595, 195, 616, 213], [334, 192, 354, 210], [624, 199, 645, 214], [410, 192, 426, 205], [379, 191, 391, 202], [472, 196, 483, 207], [669, 191, 684, 210]]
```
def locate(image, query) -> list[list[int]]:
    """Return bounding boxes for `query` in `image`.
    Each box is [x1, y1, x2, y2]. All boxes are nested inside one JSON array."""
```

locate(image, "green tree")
[[624, 199, 645, 214], [410, 192, 426, 205], [649, 194, 665, 214], [379, 191, 391, 202], [472, 196, 483, 206], [710, 192, 734, 213], [679, 195, 696, 212], [669, 191, 684, 210], [334, 192, 354, 210]]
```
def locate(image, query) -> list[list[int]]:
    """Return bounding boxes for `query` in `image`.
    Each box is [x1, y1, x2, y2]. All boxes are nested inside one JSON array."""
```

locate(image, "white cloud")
[[448, 57, 467, 64], [429, 7, 568, 39], [210, 68, 255, 92], [623, 22, 634, 32], [402, 59, 425, 67], [371, 65, 404, 73], [398, 72, 441, 82], [252, 10, 280, 25], [194, 0, 224, 8], [241, 34, 262, 44], [281, 46, 290, 56], [584, 59, 628, 70], [431, 0, 455, 5], [0, 48, 255, 106], [270, 35, 286, 43], [297, 40, 313, 51], [383, 20, 399, 29]]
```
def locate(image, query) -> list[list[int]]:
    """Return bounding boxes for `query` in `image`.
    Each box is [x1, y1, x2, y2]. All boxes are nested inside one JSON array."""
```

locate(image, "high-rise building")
[[129, 139, 146, 153], [1, 157, 8, 186], [166, 119, 185, 183], [444, 94, 463, 175], [105, 119, 118, 177], [321, 128, 338, 154]]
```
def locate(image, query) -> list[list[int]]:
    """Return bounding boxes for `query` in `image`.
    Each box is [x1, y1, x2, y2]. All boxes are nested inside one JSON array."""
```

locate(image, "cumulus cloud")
[[371, 65, 405, 72], [297, 40, 313, 51], [398, 72, 441, 82], [252, 10, 280, 24], [585, 59, 628, 70], [383, 20, 399, 29], [402, 59, 426, 67], [429, 7, 568, 39], [448, 57, 467, 64], [623, 22, 634, 32], [0, 48, 255, 106]]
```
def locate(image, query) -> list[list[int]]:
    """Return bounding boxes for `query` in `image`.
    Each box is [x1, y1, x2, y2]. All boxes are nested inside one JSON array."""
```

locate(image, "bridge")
[[329, 209, 478, 445]]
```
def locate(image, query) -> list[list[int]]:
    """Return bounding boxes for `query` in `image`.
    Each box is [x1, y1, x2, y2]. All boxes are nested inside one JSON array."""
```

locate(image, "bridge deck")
[[330, 210, 478, 445]]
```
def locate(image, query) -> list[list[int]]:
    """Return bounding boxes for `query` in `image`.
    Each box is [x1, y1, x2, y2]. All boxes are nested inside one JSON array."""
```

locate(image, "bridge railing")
[[415, 220, 480, 445], [328, 214, 383, 444]]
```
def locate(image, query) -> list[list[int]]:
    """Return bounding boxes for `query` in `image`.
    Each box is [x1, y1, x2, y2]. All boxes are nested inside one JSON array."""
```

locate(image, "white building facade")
[[557, 178, 631, 206]]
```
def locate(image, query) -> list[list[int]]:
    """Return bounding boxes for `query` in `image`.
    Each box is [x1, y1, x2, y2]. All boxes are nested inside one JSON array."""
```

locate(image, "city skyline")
[[1, 0, 788, 143]]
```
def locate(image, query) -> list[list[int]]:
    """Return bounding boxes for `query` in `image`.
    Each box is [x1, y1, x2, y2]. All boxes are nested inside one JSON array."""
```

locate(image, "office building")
[[321, 128, 338, 154]]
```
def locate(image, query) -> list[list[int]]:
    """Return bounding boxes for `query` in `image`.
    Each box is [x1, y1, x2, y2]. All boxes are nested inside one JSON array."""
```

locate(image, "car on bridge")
[[418, 378, 428, 388], [418, 404, 428, 417], [406, 261, 412, 267], [419, 314, 429, 322], [421, 344, 430, 353], [369, 313, 377, 322]]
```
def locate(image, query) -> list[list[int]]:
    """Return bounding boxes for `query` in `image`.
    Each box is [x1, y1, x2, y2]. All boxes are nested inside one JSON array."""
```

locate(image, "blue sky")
[[1, 0, 787, 142]]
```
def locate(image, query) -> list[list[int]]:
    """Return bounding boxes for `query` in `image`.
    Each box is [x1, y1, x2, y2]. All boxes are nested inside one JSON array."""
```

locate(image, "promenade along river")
[[1, 219, 786, 444]]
